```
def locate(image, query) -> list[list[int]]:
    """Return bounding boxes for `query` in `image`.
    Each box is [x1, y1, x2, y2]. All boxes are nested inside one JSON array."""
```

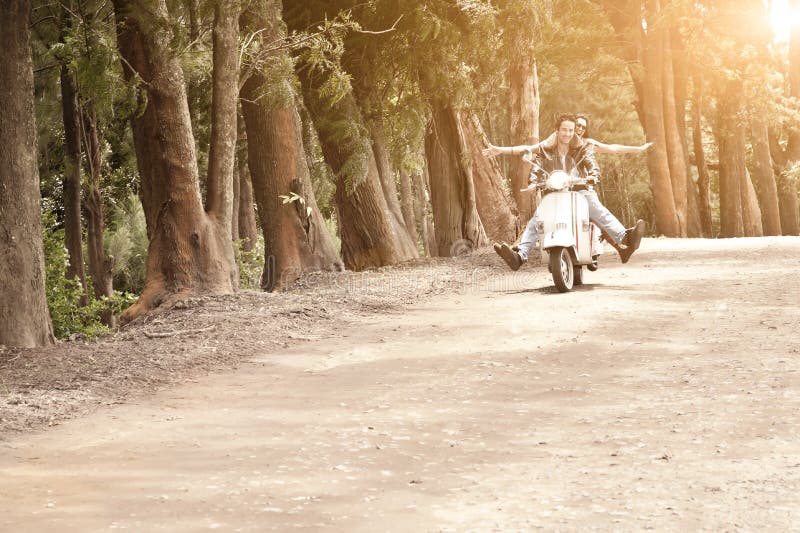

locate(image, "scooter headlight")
[[546, 170, 570, 191]]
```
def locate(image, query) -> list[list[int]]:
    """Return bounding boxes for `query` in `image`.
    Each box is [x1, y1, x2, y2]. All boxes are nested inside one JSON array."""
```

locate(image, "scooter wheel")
[[549, 247, 574, 292]]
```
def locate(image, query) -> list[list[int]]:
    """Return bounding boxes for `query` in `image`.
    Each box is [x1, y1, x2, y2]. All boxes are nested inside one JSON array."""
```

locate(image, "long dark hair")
[[575, 114, 590, 137]]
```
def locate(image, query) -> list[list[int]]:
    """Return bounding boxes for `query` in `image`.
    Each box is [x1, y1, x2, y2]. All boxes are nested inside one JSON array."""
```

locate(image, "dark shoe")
[[618, 242, 634, 264], [623, 219, 646, 251], [619, 219, 645, 264], [493, 242, 523, 271]]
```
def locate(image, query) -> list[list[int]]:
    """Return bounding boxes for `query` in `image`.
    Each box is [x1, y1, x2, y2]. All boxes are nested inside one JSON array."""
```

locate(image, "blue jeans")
[[517, 189, 626, 261]]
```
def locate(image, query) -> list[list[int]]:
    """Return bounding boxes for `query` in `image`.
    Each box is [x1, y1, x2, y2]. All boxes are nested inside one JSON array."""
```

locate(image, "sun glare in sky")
[[769, 0, 799, 43]]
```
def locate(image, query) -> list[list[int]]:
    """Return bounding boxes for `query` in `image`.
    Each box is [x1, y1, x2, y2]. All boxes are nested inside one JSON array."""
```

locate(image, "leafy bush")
[[105, 193, 148, 294], [235, 236, 265, 290], [42, 209, 136, 339]]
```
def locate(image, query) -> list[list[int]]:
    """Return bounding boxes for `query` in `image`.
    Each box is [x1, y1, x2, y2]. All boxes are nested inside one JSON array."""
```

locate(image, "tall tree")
[[781, 0, 800, 234], [233, 116, 259, 251], [715, 78, 762, 237], [240, 0, 343, 290], [660, 23, 689, 236], [750, 115, 783, 235], [112, 0, 240, 320], [640, 0, 680, 236], [59, 57, 88, 301], [691, 72, 714, 236], [461, 112, 518, 243], [425, 101, 488, 256], [502, 0, 541, 223], [0, 0, 55, 347]]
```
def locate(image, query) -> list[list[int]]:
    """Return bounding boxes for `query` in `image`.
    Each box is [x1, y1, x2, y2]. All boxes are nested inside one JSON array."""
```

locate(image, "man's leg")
[[580, 190, 644, 263], [494, 212, 540, 271]]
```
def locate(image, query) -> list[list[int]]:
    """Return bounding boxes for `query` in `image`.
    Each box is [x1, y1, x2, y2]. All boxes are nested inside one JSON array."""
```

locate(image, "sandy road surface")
[[2, 238, 800, 531]]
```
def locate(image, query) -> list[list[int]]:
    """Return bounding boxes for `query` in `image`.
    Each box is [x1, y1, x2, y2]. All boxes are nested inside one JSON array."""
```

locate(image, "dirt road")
[[2, 238, 800, 531]]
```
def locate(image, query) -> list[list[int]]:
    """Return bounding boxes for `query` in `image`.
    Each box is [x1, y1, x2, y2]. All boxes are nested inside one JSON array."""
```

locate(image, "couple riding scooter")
[[484, 113, 645, 271]]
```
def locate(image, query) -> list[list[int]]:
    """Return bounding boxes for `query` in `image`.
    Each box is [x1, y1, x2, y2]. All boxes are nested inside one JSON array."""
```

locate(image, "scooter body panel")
[[537, 190, 599, 265]]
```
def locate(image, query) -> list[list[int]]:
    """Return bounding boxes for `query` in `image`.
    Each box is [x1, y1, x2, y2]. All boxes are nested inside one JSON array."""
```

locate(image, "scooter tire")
[[549, 247, 574, 293]]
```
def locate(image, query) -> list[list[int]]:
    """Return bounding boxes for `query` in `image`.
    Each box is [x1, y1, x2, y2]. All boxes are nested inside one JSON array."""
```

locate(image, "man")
[[486, 114, 645, 270]]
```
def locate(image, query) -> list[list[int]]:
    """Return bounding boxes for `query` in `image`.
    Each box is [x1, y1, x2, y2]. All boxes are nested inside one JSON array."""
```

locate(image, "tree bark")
[[59, 62, 88, 301], [82, 109, 115, 304], [398, 168, 418, 246], [788, 0, 800, 162], [0, 0, 55, 347], [781, 0, 800, 234], [425, 101, 488, 256], [508, 54, 540, 223], [716, 80, 746, 238], [297, 85, 416, 270], [233, 113, 258, 250], [749, 116, 782, 235], [461, 112, 518, 243], [240, 1, 343, 289], [366, 115, 417, 248], [691, 74, 714, 237], [641, 0, 679, 236], [113, 0, 238, 321], [414, 168, 437, 257], [768, 129, 800, 234], [661, 26, 688, 236]]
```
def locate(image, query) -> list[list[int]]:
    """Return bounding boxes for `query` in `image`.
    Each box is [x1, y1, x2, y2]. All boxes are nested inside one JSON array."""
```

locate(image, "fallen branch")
[[143, 325, 216, 339]]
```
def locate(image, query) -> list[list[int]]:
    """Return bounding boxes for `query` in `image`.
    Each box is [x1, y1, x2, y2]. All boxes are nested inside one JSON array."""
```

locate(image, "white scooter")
[[522, 165, 604, 292]]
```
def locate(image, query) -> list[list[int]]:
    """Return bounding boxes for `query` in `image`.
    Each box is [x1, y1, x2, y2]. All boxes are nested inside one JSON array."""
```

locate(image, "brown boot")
[[493, 242, 523, 271], [624, 219, 646, 251], [618, 219, 645, 264], [604, 237, 631, 263]]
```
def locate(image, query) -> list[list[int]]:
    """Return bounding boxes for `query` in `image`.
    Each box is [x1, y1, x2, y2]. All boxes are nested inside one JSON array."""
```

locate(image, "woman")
[[481, 114, 652, 158]]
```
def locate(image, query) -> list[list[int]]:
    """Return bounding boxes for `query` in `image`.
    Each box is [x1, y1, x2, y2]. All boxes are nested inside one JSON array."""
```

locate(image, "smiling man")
[[489, 113, 645, 270]]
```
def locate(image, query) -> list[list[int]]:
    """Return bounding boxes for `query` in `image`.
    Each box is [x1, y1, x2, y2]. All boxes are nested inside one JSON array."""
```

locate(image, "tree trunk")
[[366, 115, 418, 250], [777, 174, 800, 235], [59, 62, 88, 301], [237, 152, 258, 251], [788, 0, 800, 162], [508, 54, 540, 223], [671, 25, 703, 237], [781, 0, 800, 234], [297, 86, 416, 270], [691, 73, 713, 237], [425, 101, 488, 256], [661, 26, 688, 236], [0, 0, 55, 347], [741, 167, 764, 237], [461, 112, 518, 243], [716, 80, 746, 238], [234, 106, 258, 250], [113, 0, 238, 321], [81, 108, 115, 303], [750, 116, 782, 235], [240, 1, 343, 290], [641, 0, 679, 236], [768, 129, 800, 235], [398, 168, 418, 246], [414, 168, 437, 257], [232, 161, 241, 243]]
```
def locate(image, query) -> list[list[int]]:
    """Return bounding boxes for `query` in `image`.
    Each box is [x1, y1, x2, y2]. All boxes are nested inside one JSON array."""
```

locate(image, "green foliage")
[[234, 236, 265, 290], [42, 209, 136, 340], [105, 194, 149, 295]]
